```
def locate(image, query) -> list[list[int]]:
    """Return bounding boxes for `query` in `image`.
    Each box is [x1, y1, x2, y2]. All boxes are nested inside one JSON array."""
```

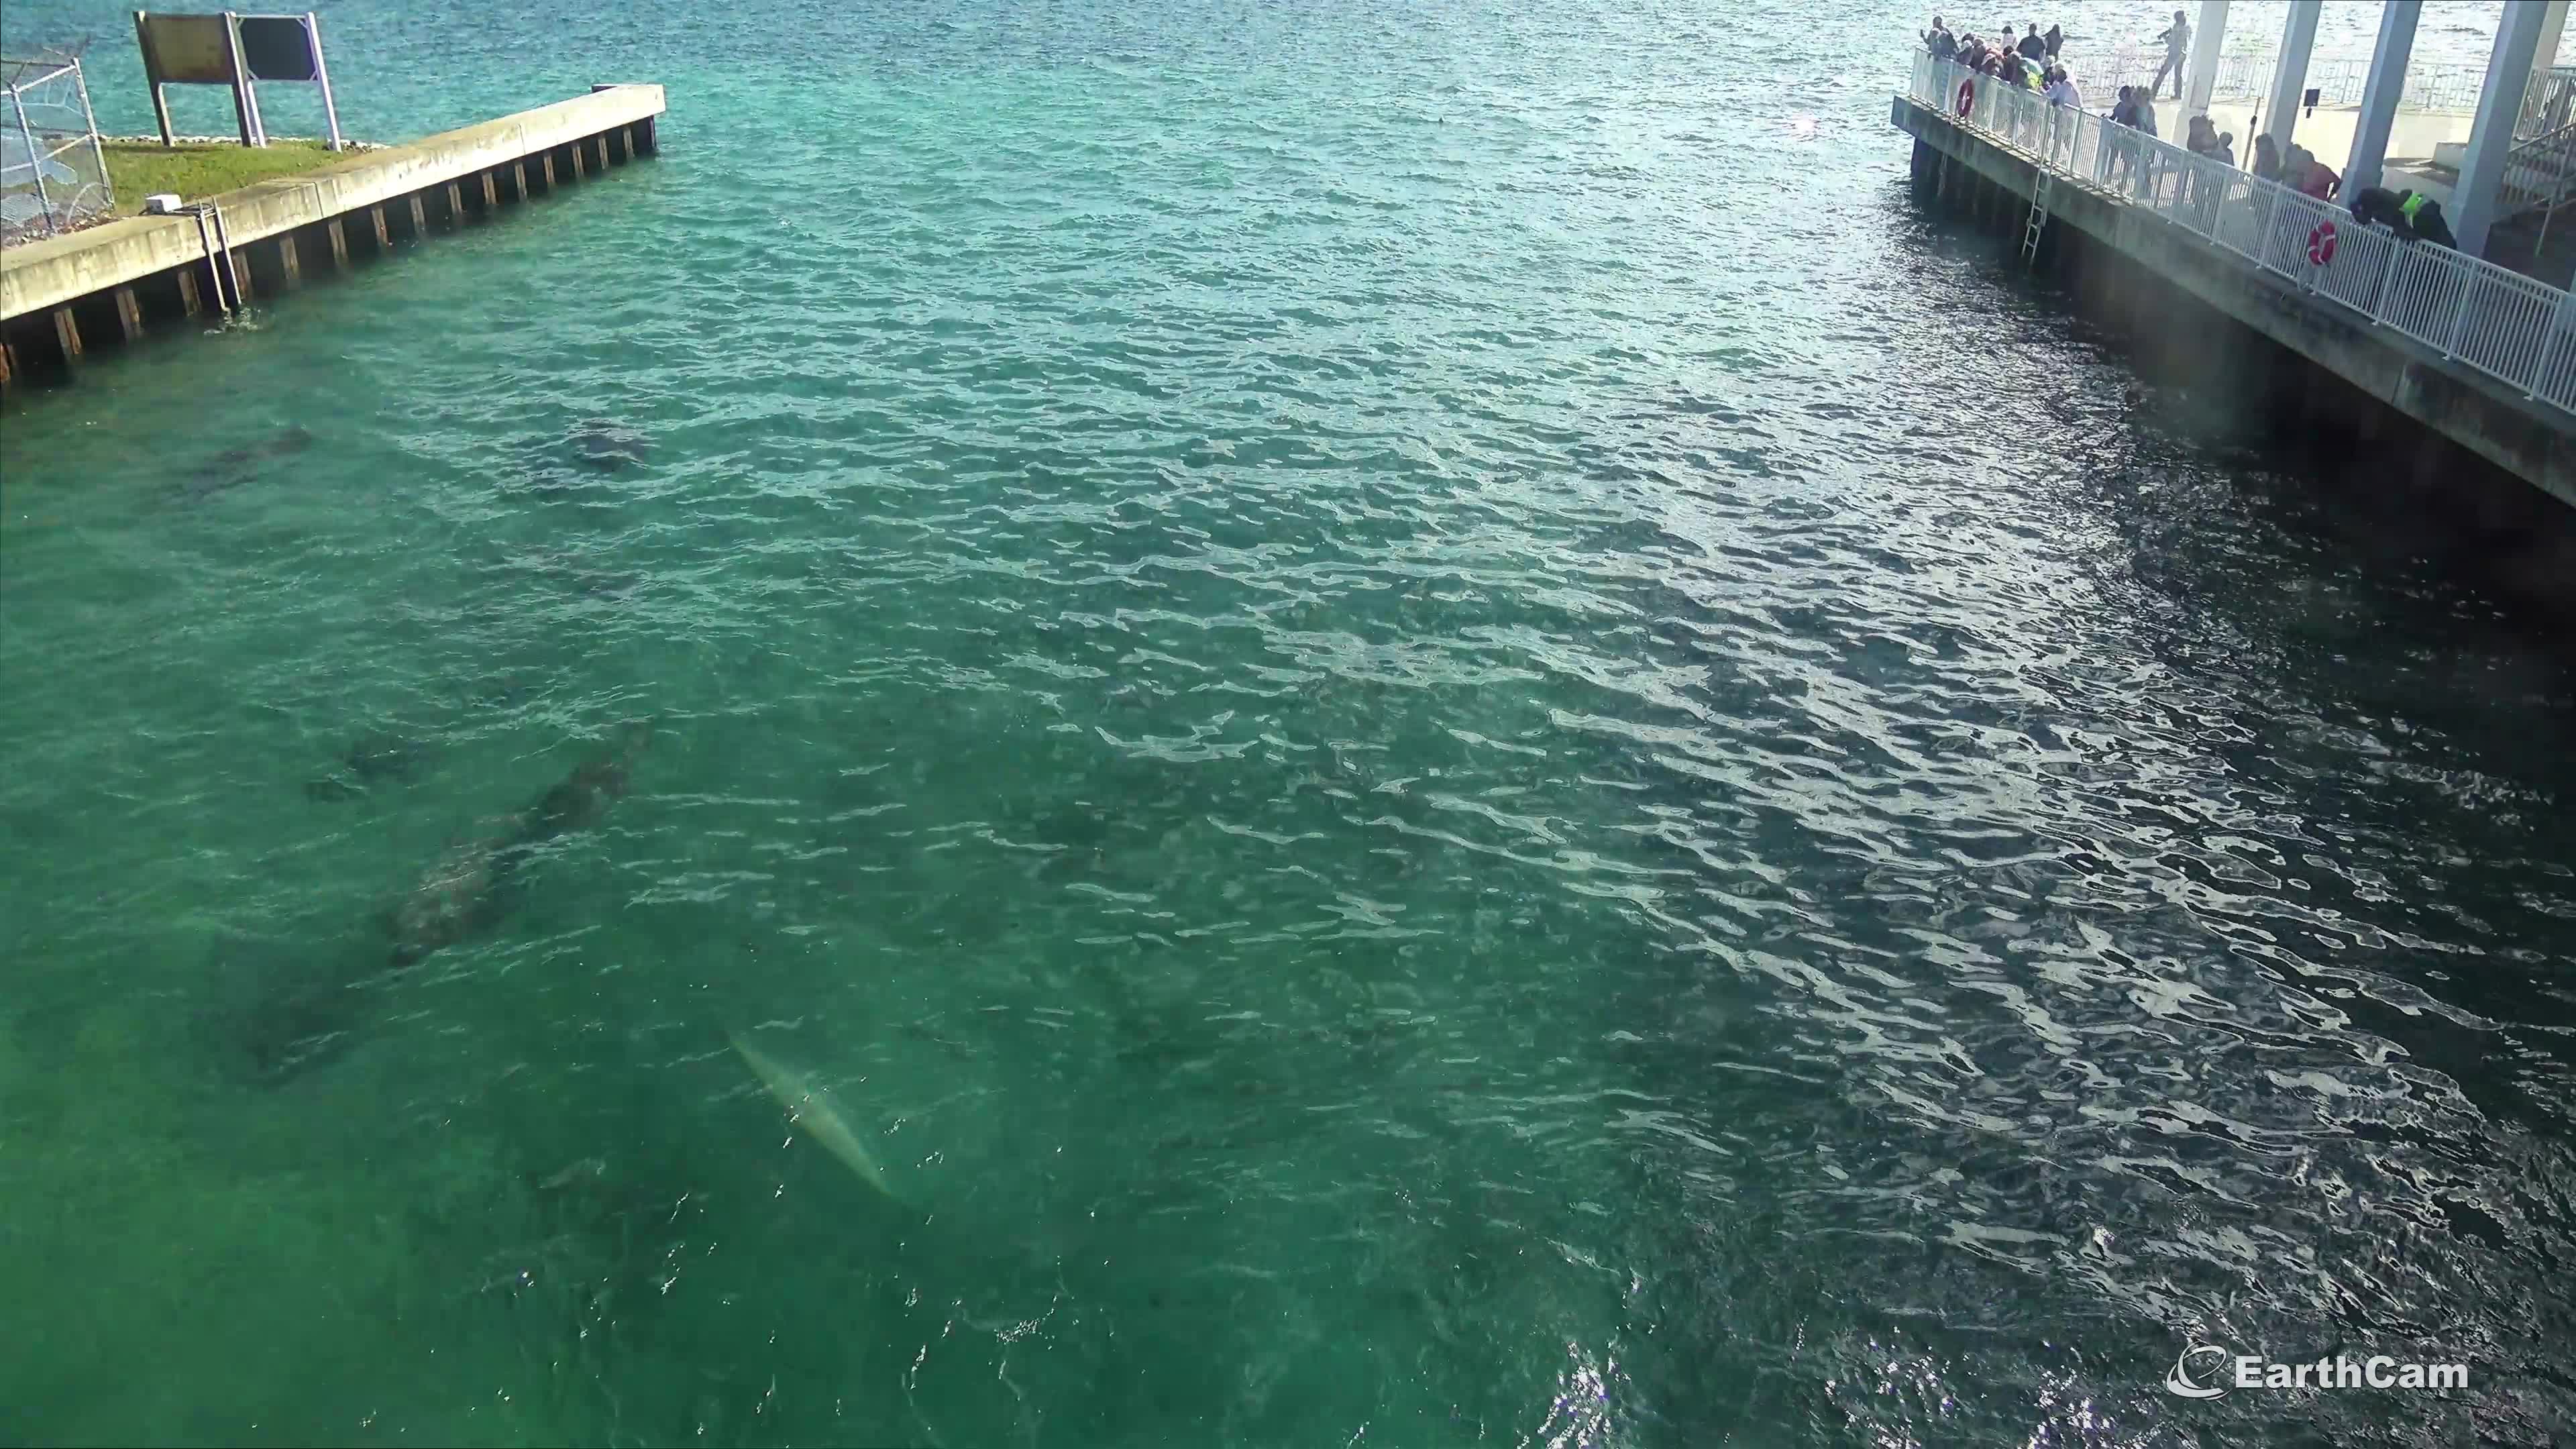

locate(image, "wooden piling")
[[324, 218, 350, 269], [111, 287, 146, 341], [407, 193, 428, 236], [174, 266, 203, 316], [51, 307, 81, 361], [368, 204, 392, 250], [480, 170, 500, 211]]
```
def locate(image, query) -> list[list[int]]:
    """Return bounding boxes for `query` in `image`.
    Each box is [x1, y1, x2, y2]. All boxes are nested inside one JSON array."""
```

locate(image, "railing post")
[[2256, 182, 2283, 274], [7, 84, 58, 237], [73, 60, 111, 216], [2441, 265, 2476, 360], [2532, 287, 2576, 404]]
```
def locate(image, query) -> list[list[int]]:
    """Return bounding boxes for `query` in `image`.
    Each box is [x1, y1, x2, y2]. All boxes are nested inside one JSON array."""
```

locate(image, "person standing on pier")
[[2017, 23, 2047, 60], [2106, 86, 2141, 184], [2151, 9, 2190, 101]]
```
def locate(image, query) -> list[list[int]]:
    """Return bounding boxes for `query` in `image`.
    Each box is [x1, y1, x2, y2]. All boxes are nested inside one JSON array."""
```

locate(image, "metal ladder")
[[2021, 170, 2053, 267]]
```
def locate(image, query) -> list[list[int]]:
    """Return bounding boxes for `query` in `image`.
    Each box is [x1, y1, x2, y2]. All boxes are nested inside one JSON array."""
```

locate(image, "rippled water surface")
[[5, 1, 2575, 1445]]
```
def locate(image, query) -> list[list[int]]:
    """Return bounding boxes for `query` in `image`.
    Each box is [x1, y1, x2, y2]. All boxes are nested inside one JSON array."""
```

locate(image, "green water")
[[3, 2, 2574, 1445]]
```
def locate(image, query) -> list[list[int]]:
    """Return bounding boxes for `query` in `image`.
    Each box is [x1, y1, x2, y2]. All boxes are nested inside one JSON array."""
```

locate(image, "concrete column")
[[2536, 1, 2570, 76], [2261, 0, 2324, 157], [2185, 1, 2231, 117], [2341, 0, 2420, 197], [2453, 0, 2554, 255]]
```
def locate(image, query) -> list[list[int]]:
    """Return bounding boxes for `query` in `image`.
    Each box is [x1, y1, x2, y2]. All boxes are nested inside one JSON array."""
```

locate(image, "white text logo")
[[2165, 1344, 2469, 1398]]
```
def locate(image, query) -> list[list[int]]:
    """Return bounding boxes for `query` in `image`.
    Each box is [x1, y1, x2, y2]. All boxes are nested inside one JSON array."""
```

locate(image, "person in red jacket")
[[2285, 144, 2339, 201]]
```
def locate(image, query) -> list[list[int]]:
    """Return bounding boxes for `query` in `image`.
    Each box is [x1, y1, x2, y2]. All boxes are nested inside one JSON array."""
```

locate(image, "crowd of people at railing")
[[1918, 11, 2461, 250]]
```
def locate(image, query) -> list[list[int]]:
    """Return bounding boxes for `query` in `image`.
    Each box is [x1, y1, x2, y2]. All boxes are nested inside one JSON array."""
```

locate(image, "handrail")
[[2503, 115, 2576, 219], [1908, 50, 2576, 416], [2084, 46, 2491, 114], [2524, 66, 2576, 140]]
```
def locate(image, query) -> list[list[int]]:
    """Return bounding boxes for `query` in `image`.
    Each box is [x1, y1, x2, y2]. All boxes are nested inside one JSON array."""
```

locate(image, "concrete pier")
[[1895, 89, 2576, 618], [1894, 93, 2571, 506], [0, 84, 665, 388]]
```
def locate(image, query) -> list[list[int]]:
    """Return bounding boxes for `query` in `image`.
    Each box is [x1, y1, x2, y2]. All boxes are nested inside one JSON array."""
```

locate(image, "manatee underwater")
[[303, 731, 436, 802], [567, 418, 654, 473], [168, 425, 317, 505], [239, 719, 657, 1081]]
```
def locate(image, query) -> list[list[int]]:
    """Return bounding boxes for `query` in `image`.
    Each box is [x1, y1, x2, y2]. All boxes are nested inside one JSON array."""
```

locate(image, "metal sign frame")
[[131, 10, 341, 150]]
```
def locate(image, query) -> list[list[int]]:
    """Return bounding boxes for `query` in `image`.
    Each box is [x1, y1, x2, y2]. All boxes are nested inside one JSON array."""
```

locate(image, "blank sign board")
[[131, 11, 342, 150], [135, 12, 236, 85], [237, 15, 317, 82]]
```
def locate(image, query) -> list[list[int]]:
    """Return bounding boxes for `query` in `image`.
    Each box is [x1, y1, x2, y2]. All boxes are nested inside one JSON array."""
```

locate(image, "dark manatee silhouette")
[[243, 718, 657, 1081], [303, 732, 435, 802], [568, 418, 653, 472], [385, 717, 653, 967], [170, 425, 317, 505]]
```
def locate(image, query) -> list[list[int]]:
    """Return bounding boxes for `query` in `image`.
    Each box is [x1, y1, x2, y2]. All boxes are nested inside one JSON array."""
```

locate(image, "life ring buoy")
[[1956, 78, 1976, 117], [2306, 219, 2338, 266]]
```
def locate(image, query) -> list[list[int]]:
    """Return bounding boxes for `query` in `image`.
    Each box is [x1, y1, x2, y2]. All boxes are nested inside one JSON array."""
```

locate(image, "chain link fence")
[[3, 54, 113, 246]]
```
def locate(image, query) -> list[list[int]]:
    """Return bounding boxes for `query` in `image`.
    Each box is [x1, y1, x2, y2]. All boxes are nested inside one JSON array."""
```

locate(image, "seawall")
[[0, 83, 665, 388]]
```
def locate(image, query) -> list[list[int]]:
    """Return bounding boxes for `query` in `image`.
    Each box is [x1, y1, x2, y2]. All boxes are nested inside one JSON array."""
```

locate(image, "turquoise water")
[[6, 1, 2576, 1445]]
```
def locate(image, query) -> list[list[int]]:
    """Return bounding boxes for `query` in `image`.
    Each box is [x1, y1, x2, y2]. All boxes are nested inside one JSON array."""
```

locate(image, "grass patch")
[[101, 139, 351, 214]]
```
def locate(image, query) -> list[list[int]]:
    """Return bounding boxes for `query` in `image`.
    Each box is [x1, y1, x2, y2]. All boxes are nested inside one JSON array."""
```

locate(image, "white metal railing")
[[2525, 66, 2576, 138], [1909, 51, 2576, 415], [2503, 118, 2576, 214], [2084, 46, 2491, 114]]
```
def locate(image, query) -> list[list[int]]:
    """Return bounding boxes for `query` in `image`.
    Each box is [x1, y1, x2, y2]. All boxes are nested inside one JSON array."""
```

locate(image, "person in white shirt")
[[2151, 9, 2190, 100], [2043, 67, 2080, 107]]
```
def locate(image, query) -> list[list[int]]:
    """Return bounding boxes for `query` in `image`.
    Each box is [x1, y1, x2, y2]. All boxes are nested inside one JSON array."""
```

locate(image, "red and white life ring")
[[1955, 78, 1976, 117]]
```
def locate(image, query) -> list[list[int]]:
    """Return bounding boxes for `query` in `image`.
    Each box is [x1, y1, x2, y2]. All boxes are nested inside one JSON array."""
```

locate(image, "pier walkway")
[[1897, 51, 2575, 506]]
